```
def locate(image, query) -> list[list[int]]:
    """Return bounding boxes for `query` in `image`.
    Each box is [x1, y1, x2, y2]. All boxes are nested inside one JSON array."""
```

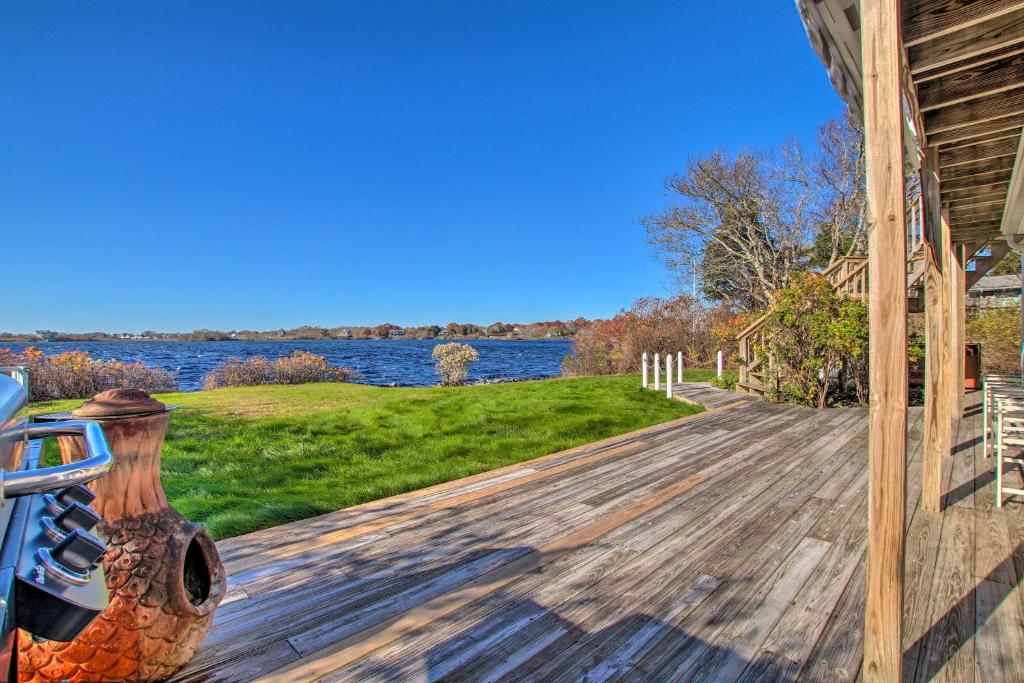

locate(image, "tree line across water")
[[3, 319, 593, 343]]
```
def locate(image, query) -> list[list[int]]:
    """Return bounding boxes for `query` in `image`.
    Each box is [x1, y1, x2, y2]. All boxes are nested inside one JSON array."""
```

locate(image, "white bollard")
[[642, 352, 649, 388], [677, 351, 683, 383], [666, 355, 673, 398], [653, 353, 660, 391], [717, 350, 724, 380]]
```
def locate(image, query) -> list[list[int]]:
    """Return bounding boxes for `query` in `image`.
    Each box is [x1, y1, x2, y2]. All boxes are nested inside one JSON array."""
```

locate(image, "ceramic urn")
[[20, 388, 225, 682]]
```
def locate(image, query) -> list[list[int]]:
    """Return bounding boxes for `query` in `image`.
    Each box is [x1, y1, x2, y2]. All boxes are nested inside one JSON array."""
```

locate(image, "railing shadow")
[[951, 434, 982, 456], [963, 405, 983, 418], [207, 525, 813, 682], [903, 542, 1023, 681], [347, 580, 805, 682], [943, 468, 995, 509]]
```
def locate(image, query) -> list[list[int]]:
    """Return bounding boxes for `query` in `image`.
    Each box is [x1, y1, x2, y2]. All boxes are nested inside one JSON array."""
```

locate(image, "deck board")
[[169, 387, 1022, 682]]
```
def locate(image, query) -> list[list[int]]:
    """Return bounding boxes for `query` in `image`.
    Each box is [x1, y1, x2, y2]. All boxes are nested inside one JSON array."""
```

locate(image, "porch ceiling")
[[797, 0, 1024, 246]]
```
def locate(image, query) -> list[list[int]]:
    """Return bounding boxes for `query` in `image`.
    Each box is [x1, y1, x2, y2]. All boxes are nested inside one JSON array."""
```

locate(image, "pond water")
[[1, 339, 575, 391]]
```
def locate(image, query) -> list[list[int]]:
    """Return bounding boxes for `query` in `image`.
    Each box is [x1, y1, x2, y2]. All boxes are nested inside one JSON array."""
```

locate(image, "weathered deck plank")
[[169, 390, 1019, 683], [665, 381, 753, 409]]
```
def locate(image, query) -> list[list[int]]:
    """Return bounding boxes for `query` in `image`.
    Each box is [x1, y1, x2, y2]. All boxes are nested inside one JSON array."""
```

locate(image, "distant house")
[[968, 274, 1021, 309]]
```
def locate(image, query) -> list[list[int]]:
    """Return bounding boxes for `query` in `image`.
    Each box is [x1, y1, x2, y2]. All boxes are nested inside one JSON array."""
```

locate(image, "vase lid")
[[72, 388, 167, 418]]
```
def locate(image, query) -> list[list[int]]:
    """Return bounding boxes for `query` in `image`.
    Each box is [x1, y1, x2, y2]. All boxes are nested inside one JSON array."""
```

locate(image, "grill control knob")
[[50, 528, 107, 572], [56, 484, 96, 508], [54, 502, 101, 534]]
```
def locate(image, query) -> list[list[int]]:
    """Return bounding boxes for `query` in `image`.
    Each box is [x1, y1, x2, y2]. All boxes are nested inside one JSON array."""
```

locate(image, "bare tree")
[[643, 115, 870, 310], [787, 116, 867, 267], [641, 150, 813, 310]]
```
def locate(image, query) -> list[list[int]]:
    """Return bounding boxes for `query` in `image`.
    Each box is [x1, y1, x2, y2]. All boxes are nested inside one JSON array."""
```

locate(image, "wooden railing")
[[906, 196, 928, 295], [907, 196, 924, 260], [736, 311, 774, 397], [736, 198, 925, 396], [823, 255, 868, 301]]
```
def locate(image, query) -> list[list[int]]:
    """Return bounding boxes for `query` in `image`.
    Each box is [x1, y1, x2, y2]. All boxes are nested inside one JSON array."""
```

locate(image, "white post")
[[666, 354, 673, 398], [717, 350, 724, 380], [677, 351, 683, 383], [642, 352, 649, 388], [654, 353, 660, 391]]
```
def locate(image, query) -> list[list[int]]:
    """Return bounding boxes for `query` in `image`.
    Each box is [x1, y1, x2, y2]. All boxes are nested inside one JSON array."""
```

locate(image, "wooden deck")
[[170, 387, 1024, 682], [669, 381, 754, 409]]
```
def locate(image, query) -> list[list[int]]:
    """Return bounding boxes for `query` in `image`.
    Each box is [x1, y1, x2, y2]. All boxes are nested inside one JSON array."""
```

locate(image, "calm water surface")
[[2, 339, 574, 391]]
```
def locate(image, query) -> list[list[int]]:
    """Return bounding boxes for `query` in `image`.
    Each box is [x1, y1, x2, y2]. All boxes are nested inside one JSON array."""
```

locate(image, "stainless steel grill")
[[0, 375, 113, 500]]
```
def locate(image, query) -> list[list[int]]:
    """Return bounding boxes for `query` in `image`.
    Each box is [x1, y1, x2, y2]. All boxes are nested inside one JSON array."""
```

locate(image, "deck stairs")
[[737, 197, 999, 397]]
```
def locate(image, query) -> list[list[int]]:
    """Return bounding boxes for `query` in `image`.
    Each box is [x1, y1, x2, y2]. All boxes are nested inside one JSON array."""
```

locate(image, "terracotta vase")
[[20, 389, 225, 682]]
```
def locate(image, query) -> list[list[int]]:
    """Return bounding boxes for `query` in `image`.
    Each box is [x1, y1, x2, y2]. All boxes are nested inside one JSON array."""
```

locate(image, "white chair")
[[983, 375, 1024, 458], [995, 395, 1024, 507]]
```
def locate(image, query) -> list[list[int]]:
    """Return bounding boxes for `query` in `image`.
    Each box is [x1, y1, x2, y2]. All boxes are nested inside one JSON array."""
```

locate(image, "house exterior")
[[968, 274, 1022, 308]]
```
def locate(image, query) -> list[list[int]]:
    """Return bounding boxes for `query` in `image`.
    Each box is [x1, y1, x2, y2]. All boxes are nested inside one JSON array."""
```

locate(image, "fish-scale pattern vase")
[[19, 389, 225, 682]]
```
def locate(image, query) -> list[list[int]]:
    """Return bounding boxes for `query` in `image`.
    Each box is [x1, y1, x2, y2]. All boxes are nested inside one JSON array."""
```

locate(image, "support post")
[[677, 351, 683, 384], [642, 352, 649, 388], [666, 355, 673, 399], [950, 242, 966, 419], [921, 148, 950, 514], [861, 0, 908, 680], [738, 339, 748, 393], [653, 353, 660, 391], [717, 350, 724, 380]]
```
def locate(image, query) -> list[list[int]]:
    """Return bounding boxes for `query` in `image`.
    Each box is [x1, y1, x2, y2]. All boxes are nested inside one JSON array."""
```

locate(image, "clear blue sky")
[[2, 2, 841, 333]]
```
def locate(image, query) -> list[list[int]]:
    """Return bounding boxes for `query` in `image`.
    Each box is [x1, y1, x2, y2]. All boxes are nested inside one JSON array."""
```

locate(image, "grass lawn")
[[30, 374, 704, 539]]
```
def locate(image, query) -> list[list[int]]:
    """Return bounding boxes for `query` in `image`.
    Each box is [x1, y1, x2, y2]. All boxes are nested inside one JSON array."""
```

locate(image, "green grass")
[[30, 375, 701, 539], [676, 368, 716, 383]]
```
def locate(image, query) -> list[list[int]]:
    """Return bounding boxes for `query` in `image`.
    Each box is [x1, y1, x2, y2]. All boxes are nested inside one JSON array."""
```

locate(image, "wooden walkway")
[[668, 381, 753, 409], [170, 390, 1024, 682]]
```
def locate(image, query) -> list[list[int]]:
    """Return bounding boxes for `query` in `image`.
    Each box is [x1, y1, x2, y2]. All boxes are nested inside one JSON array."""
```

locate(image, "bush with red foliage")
[[561, 296, 735, 376]]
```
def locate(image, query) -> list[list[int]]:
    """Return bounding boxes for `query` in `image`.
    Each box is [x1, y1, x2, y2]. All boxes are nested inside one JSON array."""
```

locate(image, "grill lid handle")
[[0, 421, 113, 499]]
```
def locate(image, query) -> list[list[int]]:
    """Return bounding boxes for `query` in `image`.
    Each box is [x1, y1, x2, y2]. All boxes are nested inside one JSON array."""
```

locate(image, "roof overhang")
[[796, 0, 1024, 250]]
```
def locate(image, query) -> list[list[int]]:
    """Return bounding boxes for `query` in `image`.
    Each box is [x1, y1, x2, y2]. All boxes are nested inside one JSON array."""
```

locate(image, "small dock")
[[171, 388, 1022, 682]]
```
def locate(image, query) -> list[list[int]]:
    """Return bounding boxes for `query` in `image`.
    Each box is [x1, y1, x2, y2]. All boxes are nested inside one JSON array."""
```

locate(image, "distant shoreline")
[[0, 337, 573, 344]]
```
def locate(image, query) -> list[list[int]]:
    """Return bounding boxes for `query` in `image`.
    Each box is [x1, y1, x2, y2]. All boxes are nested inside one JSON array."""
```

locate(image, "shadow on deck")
[[169, 388, 1023, 682]]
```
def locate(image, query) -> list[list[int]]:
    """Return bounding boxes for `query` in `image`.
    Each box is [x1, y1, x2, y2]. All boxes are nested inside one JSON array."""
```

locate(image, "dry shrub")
[[202, 351, 355, 390], [0, 346, 178, 402], [201, 356, 274, 390], [432, 343, 479, 386], [968, 306, 1021, 374], [562, 295, 735, 377], [274, 351, 355, 384]]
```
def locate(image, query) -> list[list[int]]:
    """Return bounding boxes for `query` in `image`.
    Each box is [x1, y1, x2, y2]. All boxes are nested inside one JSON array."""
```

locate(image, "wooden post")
[[653, 353, 660, 391], [956, 243, 966, 418], [717, 350, 724, 380], [921, 148, 950, 514], [941, 209, 955, 425], [950, 242, 966, 419], [861, 0, 908, 680], [677, 351, 683, 384], [642, 352, 649, 388], [738, 339, 748, 392], [666, 355, 673, 399]]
